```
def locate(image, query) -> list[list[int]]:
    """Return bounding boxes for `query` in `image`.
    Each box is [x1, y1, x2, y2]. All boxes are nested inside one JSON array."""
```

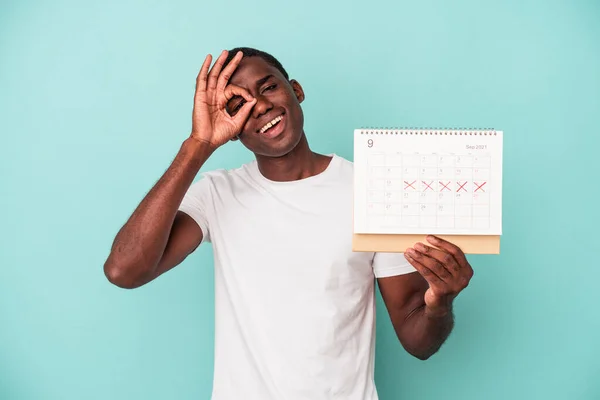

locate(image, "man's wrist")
[[182, 136, 216, 162]]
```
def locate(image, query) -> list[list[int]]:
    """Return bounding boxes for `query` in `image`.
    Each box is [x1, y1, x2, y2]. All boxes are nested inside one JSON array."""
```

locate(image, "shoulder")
[[333, 154, 354, 169], [197, 160, 256, 183], [186, 160, 257, 197], [328, 154, 354, 181]]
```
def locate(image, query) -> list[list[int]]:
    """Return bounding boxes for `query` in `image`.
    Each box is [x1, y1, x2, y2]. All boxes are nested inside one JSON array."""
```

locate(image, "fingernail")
[[415, 243, 425, 252]]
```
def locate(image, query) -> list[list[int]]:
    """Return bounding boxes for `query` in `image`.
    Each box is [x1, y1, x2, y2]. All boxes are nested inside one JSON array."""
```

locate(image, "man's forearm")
[[104, 138, 214, 283], [398, 303, 454, 360]]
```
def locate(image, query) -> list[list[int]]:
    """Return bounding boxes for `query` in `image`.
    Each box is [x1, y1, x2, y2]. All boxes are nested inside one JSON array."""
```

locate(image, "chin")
[[262, 130, 304, 158]]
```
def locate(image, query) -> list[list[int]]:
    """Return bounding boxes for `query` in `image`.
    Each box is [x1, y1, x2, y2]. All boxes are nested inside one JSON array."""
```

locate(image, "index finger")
[[223, 84, 254, 102], [425, 235, 469, 267], [413, 242, 460, 275], [216, 51, 244, 93]]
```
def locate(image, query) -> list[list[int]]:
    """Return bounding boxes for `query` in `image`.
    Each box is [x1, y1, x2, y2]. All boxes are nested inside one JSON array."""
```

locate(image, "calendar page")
[[353, 129, 503, 235]]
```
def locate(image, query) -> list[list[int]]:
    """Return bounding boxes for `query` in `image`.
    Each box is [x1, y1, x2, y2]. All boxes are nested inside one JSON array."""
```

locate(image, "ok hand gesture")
[[190, 50, 257, 149]]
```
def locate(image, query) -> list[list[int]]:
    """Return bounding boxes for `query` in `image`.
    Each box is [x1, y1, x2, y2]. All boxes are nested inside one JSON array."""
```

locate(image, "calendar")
[[353, 128, 503, 235]]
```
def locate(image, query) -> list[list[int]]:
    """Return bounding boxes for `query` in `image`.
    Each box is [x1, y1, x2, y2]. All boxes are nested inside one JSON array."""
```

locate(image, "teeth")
[[260, 115, 283, 134]]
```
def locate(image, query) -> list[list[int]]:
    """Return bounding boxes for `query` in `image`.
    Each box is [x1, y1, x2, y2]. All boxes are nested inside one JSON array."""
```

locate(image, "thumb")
[[424, 288, 437, 307]]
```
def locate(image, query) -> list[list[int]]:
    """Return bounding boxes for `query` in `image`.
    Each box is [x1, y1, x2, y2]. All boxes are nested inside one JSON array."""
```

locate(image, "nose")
[[252, 94, 273, 119]]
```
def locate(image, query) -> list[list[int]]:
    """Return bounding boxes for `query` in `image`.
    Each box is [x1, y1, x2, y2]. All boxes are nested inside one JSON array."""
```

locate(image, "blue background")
[[1, 0, 599, 399]]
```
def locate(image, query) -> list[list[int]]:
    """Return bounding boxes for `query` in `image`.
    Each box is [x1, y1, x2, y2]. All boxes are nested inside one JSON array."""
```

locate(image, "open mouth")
[[258, 114, 285, 138]]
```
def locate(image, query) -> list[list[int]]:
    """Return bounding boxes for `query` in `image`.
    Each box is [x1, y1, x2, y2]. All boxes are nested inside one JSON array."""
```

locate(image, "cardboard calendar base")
[[352, 234, 500, 254]]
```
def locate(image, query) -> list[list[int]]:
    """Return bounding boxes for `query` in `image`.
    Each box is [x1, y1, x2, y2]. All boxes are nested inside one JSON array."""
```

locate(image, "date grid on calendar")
[[365, 152, 492, 230]]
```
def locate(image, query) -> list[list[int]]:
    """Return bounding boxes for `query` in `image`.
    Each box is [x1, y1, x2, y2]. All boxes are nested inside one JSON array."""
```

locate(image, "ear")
[[289, 79, 305, 103]]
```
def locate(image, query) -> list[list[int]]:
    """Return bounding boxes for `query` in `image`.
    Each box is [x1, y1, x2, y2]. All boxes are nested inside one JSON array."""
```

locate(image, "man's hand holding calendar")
[[404, 235, 474, 317]]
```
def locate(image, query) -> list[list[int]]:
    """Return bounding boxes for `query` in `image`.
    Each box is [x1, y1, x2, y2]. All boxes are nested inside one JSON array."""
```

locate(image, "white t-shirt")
[[178, 153, 415, 400]]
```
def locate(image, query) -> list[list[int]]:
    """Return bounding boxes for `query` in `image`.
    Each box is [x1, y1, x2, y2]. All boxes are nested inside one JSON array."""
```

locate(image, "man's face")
[[226, 56, 305, 158]]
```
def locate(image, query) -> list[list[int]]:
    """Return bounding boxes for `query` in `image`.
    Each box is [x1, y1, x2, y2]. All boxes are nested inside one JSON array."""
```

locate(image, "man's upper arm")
[[153, 211, 204, 279], [153, 176, 213, 280], [377, 272, 432, 355], [373, 252, 427, 336], [377, 272, 428, 323]]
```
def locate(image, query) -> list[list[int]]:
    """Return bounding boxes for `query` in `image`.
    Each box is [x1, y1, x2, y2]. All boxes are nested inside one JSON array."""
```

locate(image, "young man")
[[103, 47, 474, 399]]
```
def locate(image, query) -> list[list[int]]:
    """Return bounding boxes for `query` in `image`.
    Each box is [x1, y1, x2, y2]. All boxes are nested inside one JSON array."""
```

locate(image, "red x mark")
[[404, 180, 416, 190], [474, 181, 487, 192], [457, 181, 468, 193], [422, 181, 433, 191], [439, 181, 451, 192]]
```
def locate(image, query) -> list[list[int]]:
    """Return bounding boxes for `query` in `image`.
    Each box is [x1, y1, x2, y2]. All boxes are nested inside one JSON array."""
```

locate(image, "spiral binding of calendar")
[[357, 127, 497, 136]]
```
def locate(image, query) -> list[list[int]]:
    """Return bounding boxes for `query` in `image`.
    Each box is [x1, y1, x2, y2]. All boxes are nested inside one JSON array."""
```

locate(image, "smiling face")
[[226, 56, 305, 158]]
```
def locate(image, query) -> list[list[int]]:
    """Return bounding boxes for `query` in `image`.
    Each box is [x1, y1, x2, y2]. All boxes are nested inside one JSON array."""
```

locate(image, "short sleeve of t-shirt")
[[372, 252, 416, 278], [178, 176, 212, 244]]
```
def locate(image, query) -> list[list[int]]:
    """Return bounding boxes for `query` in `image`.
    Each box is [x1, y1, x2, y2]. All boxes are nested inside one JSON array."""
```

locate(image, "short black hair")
[[223, 47, 289, 81]]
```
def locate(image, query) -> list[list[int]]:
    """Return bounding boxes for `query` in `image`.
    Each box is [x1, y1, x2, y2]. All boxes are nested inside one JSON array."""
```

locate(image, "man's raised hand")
[[404, 235, 474, 317], [191, 50, 256, 149]]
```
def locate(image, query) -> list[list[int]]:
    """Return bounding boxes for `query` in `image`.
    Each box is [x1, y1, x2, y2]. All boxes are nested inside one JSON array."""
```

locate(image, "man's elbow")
[[409, 349, 435, 361], [103, 257, 147, 289], [402, 341, 439, 361]]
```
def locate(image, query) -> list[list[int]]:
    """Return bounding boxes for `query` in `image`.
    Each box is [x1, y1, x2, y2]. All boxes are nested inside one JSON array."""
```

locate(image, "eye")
[[263, 84, 277, 92], [229, 100, 244, 114]]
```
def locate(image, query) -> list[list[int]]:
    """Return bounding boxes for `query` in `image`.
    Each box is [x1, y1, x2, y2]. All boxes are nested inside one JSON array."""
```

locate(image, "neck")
[[254, 133, 331, 182]]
